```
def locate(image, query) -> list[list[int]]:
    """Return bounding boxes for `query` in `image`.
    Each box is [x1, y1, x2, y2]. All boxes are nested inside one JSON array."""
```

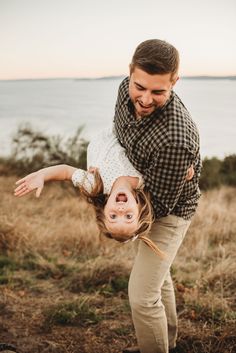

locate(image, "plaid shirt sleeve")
[[143, 144, 194, 218]]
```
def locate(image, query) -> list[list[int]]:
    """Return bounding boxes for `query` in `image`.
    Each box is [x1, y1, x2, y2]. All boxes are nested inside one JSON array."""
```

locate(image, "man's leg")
[[161, 271, 178, 350], [128, 215, 190, 353]]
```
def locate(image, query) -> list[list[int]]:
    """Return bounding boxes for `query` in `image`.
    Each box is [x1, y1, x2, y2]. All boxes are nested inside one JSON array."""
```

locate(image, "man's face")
[[129, 67, 178, 118]]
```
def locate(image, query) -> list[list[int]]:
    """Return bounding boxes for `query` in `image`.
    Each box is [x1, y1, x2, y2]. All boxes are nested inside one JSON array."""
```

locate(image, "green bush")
[[220, 154, 236, 186], [200, 155, 236, 190], [0, 123, 235, 190], [199, 157, 222, 189], [1, 123, 88, 175]]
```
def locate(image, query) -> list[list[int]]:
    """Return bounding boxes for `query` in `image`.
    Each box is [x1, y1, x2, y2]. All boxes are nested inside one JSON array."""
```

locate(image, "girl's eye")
[[126, 214, 133, 219], [110, 214, 116, 219]]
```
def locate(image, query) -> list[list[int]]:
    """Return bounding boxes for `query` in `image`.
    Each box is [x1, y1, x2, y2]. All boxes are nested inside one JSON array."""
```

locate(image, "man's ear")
[[172, 75, 179, 87], [129, 63, 134, 77]]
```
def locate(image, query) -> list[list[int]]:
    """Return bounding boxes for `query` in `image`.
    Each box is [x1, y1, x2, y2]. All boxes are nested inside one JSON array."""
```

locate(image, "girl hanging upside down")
[[14, 127, 193, 256]]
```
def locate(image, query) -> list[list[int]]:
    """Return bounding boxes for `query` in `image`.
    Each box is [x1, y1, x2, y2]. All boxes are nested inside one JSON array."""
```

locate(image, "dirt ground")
[[1, 177, 236, 353], [1, 268, 235, 353]]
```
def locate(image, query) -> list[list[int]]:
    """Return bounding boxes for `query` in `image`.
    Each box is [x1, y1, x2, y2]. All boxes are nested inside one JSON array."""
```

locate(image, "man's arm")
[[143, 145, 194, 217]]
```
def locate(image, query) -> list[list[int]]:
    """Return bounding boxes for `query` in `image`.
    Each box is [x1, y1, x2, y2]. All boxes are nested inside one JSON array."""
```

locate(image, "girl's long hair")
[[78, 170, 165, 257]]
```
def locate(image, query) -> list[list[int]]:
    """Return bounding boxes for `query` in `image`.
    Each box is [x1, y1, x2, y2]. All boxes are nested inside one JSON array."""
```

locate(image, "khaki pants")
[[128, 215, 191, 353]]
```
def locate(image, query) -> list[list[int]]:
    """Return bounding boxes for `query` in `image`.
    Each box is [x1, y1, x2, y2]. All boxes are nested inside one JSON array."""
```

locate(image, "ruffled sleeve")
[[71, 169, 95, 193]]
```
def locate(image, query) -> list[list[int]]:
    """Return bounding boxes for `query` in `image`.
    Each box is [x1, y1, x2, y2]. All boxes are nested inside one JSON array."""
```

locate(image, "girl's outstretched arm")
[[14, 164, 77, 198]]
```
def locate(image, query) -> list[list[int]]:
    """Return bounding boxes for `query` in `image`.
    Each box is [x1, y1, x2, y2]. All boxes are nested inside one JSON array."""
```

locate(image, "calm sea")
[[0, 78, 235, 158]]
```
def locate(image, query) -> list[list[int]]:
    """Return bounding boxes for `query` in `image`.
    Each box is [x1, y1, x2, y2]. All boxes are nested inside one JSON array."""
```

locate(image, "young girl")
[[14, 127, 164, 256]]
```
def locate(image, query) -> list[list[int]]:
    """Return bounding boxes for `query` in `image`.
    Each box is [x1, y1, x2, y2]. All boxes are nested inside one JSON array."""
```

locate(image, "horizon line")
[[1, 74, 236, 82]]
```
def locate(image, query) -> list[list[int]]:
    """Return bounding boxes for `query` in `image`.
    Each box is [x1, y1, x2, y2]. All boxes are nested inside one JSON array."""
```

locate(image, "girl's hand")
[[14, 171, 45, 198]]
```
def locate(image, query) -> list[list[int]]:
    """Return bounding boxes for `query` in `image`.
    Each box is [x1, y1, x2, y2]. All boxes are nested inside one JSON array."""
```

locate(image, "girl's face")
[[104, 186, 140, 237]]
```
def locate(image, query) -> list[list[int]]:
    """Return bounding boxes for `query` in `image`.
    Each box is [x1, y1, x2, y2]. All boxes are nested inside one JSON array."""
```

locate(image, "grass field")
[[0, 175, 235, 353]]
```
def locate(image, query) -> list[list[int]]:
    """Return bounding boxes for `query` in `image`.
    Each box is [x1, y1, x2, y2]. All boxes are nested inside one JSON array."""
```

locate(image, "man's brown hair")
[[130, 39, 179, 80]]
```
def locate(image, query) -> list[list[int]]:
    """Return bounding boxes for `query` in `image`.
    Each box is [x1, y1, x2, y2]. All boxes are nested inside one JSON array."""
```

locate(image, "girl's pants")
[[128, 215, 191, 353]]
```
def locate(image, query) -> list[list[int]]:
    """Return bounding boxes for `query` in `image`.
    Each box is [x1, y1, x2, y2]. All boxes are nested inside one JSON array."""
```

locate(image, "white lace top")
[[71, 127, 143, 194]]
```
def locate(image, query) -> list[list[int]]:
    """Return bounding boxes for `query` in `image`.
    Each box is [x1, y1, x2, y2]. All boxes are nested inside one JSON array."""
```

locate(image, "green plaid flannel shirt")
[[113, 77, 201, 220]]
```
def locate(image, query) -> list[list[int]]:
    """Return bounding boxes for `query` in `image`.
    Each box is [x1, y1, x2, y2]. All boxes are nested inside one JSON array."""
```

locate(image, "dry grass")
[[174, 187, 236, 316], [0, 175, 236, 352], [0, 177, 102, 258]]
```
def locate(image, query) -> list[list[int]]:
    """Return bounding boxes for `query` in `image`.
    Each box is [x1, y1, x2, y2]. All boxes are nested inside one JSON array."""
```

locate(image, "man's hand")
[[88, 166, 98, 173], [14, 171, 44, 198], [186, 165, 194, 181]]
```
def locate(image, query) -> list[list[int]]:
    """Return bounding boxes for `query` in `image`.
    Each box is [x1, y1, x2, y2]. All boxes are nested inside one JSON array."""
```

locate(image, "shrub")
[[220, 154, 236, 186], [1, 123, 235, 190], [200, 157, 222, 189], [1, 123, 88, 175], [200, 155, 236, 190]]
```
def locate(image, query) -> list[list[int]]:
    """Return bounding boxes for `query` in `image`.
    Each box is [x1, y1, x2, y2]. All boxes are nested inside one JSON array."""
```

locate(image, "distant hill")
[[181, 75, 236, 80], [76, 75, 236, 81], [1, 75, 236, 82], [74, 75, 125, 81]]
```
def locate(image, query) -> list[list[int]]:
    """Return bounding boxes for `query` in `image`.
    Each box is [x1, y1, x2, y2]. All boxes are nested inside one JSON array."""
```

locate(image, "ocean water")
[[0, 77, 235, 158]]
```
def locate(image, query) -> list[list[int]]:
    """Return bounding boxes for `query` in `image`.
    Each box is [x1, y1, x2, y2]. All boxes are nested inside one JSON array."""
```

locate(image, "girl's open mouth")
[[116, 193, 128, 202]]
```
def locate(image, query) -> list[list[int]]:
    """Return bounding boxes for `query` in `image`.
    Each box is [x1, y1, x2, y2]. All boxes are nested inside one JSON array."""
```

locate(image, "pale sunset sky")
[[0, 0, 235, 80]]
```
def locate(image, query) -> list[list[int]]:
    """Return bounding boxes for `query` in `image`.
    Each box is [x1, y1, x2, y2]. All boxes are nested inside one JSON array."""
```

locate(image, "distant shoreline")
[[1, 75, 236, 82]]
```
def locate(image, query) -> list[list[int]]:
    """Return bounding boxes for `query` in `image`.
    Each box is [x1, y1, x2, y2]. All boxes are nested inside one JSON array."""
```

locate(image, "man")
[[113, 39, 201, 353]]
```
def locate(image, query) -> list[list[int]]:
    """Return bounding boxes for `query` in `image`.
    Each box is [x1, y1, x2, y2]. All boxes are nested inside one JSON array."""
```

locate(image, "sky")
[[0, 0, 236, 80]]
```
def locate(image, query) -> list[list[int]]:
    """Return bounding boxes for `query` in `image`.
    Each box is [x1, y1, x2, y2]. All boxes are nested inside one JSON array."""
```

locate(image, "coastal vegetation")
[[1, 124, 236, 190], [0, 125, 235, 352]]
